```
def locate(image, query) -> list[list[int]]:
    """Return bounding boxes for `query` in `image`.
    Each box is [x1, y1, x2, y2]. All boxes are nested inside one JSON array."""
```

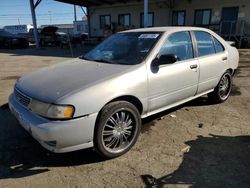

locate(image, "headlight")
[[28, 99, 75, 120]]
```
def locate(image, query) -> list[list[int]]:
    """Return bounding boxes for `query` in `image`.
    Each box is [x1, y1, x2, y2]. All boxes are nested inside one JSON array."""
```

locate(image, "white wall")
[[173, 0, 250, 26], [88, 0, 250, 37], [89, 0, 170, 37], [73, 20, 88, 34]]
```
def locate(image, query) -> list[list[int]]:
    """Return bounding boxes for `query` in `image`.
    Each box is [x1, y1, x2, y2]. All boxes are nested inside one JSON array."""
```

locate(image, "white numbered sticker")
[[139, 34, 160, 39]]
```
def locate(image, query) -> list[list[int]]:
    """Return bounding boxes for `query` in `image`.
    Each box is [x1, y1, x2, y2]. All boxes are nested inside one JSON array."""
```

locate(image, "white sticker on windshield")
[[139, 34, 159, 39]]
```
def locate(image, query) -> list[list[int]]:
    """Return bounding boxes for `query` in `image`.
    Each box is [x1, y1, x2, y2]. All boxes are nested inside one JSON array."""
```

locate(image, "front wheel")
[[208, 70, 232, 103], [8, 40, 13, 49], [94, 101, 141, 158]]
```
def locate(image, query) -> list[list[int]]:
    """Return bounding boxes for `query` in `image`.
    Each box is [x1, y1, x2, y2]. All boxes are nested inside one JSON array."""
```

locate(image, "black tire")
[[55, 41, 60, 46], [94, 101, 141, 158], [40, 39, 45, 47], [24, 41, 29, 48], [208, 70, 232, 103], [8, 40, 13, 49]]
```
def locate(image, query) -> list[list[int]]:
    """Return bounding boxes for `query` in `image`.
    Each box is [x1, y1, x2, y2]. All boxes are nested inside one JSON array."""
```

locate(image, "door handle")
[[190, 64, 198, 69], [222, 57, 228, 61]]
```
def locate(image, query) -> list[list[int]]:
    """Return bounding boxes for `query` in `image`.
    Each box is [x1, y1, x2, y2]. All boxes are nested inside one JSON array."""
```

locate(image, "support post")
[[80, 6, 87, 17], [74, 5, 77, 21], [29, 0, 39, 49], [144, 0, 148, 28], [87, 7, 91, 37]]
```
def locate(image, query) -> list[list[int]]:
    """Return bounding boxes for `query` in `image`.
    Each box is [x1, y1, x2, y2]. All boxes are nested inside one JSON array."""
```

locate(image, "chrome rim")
[[101, 110, 137, 154], [219, 74, 231, 100]]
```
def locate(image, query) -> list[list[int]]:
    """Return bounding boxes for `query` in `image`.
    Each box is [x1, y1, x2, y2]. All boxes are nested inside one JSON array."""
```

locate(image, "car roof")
[[121, 26, 212, 33]]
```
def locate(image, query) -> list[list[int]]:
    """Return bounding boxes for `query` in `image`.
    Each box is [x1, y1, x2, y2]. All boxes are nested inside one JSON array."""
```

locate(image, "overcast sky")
[[0, 0, 86, 27]]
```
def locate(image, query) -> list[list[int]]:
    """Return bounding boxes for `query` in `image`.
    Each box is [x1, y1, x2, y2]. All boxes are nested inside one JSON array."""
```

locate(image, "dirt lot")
[[0, 47, 250, 188]]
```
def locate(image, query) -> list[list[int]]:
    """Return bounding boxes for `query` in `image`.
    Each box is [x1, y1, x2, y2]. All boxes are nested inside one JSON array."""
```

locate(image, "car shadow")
[[0, 103, 105, 179], [141, 96, 215, 132], [0, 94, 240, 180], [141, 134, 250, 188], [0, 96, 216, 179]]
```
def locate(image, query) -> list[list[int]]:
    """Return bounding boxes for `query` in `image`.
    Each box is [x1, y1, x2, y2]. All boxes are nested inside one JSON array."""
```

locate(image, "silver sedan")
[[9, 27, 239, 158]]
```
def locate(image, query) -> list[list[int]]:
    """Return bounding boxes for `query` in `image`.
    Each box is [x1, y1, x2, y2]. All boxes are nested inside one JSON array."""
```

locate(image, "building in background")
[[73, 20, 88, 34], [3, 24, 33, 34], [80, 0, 249, 47]]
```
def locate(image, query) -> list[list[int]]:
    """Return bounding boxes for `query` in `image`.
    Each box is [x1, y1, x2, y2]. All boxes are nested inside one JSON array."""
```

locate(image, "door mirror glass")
[[156, 54, 178, 66]]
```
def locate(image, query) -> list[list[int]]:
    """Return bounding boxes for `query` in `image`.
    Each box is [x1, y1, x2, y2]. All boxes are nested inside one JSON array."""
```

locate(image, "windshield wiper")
[[92, 59, 114, 64], [80, 56, 115, 64], [79, 56, 90, 60]]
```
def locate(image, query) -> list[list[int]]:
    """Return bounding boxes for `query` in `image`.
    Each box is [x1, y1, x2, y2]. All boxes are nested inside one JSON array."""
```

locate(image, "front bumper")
[[8, 94, 98, 153]]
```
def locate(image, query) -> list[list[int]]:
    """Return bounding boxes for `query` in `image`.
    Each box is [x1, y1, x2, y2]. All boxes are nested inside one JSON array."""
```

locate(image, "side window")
[[194, 9, 211, 26], [118, 14, 131, 27], [172, 11, 186, 26], [100, 15, 111, 29], [140, 12, 154, 27], [213, 37, 225, 53], [194, 31, 215, 57], [159, 31, 193, 61]]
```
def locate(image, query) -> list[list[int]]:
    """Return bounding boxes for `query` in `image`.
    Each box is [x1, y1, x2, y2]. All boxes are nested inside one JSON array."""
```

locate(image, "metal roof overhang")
[[55, 0, 142, 7]]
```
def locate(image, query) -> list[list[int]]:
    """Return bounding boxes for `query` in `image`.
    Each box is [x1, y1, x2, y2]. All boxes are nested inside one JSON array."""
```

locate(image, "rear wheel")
[[94, 101, 141, 158], [8, 40, 13, 49], [208, 70, 232, 103], [40, 39, 45, 47]]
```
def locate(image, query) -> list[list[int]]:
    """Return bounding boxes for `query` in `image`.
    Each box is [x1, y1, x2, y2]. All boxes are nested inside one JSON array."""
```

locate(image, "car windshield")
[[83, 32, 162, 65]]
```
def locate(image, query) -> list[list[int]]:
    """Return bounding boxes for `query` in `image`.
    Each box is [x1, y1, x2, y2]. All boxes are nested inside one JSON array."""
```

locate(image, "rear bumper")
[[8, 94, 98, 153]]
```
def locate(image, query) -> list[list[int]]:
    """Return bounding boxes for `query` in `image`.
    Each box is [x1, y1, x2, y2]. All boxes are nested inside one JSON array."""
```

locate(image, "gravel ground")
[[0, 47, 250, 188]]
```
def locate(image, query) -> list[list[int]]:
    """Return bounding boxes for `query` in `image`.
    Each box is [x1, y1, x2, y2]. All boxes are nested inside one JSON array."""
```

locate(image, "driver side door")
[[147, 31, 199, 114]]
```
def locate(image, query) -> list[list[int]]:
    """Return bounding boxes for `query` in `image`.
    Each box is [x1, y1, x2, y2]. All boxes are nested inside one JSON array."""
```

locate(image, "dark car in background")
[[71, 33, 89, 42], [18, 28, 42, 43], [63, 33, 88, 47], [39, 26, 66, 47], [0, 30, 29, 49]]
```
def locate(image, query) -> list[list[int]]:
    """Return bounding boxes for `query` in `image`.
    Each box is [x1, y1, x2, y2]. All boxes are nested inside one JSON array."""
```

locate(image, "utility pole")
[[48, 11, 52, 24], [144, 0, 148, 28], [29, 0, 40, 49], [74, 5, 77, 21]]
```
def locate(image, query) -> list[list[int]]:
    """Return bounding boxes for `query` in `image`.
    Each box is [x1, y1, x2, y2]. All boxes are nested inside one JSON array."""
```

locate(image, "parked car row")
[[26, 26, 88, 47], [0, 26, 89, 49], [0, 30, 29, 49], [17, 28, 42, 44]]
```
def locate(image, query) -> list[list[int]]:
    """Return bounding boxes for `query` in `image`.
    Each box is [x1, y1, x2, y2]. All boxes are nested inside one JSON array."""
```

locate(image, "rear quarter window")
[[213, 37, 225, 53], [194, 31, 216, 57]]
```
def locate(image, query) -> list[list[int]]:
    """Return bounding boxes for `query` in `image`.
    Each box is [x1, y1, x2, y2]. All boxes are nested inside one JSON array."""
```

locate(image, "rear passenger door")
[[193, 31, 227, 94]]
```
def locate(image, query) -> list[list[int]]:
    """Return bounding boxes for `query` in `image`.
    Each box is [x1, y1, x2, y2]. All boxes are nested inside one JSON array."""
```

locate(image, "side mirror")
[[153, 54, 178, 66]]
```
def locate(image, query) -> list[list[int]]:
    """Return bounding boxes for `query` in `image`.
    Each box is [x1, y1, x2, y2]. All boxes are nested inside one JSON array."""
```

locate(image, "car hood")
[[16, 59, 133, 103]]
